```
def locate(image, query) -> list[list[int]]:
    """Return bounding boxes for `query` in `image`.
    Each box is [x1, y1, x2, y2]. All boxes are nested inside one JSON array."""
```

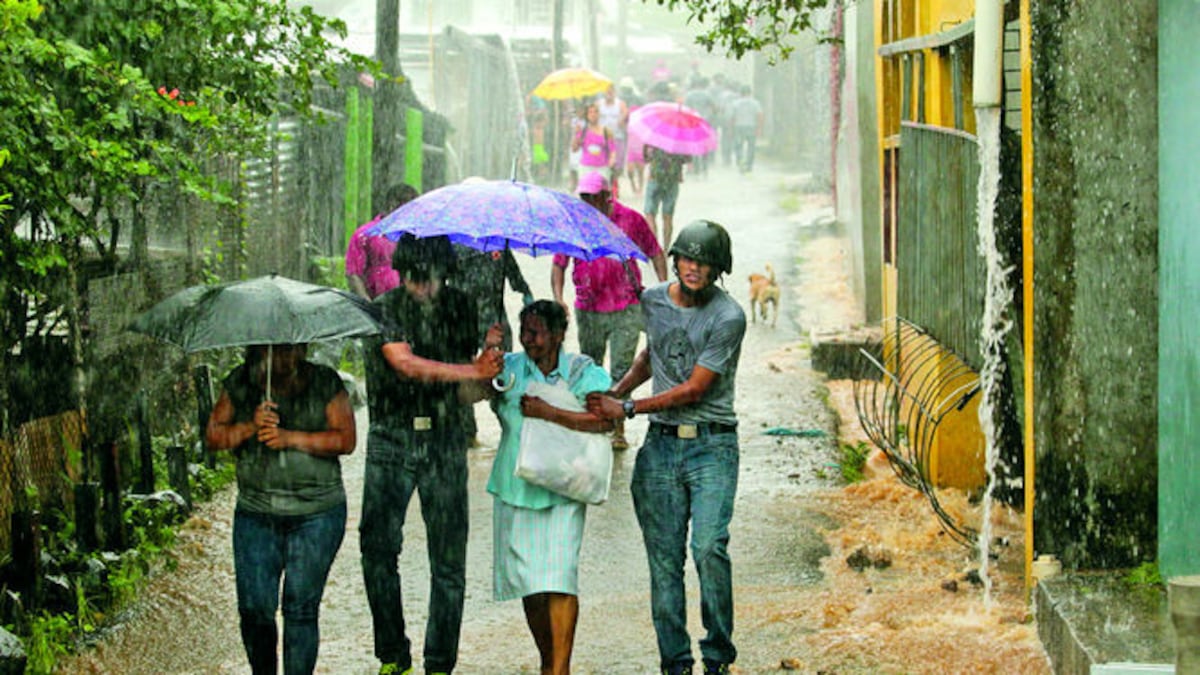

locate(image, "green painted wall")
[[1158, 0, 1200, 580], [1031, 0, 1158, 569]]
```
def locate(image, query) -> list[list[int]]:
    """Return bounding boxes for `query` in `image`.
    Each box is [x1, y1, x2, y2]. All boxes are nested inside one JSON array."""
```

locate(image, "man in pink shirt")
[[345, 183, 418, 300], [552, 171, 668, 449]]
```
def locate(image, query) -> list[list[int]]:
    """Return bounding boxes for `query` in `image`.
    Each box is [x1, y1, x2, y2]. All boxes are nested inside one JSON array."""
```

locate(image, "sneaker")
[[378, 664, 412, 675], [662, 665, 692, 675]]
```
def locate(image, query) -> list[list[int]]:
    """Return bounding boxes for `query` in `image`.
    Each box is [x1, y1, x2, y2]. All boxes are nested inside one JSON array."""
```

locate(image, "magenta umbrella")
[[627, 102, 717, 156]]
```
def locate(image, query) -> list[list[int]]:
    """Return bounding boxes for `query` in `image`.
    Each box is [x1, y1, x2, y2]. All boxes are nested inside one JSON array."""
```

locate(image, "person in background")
[[682, 76, 716, 178], [206, 343, 356, 675], [729, 85, 764, 174], [619, 76, 647, 195], [552, 171, 667, 451], [596, 84, 629, 198], [566, 101, 587, 193], [586, 220, 747, 675], [708, 75, 737, 168], [463, 300, 614, 675], [643, 144, 690, 247], [345, 183, 419, 300], [452, 234, 535, 447], [360, 234, 504, 675], [571, 102, 616, 198]]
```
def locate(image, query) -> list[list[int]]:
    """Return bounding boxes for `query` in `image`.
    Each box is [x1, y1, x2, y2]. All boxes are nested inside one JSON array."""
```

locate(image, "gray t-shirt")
[[641, 282, 746, 425], [730, 95, 762, 129]]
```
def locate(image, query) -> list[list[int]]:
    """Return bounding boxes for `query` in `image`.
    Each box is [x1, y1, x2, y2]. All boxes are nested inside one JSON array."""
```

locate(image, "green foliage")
[[838, 441, 871, 483], [644, 0, 832, 62], [1, 0, 378, 358], [1125, 561, 1164, 588], [22, 611, 75, 674]]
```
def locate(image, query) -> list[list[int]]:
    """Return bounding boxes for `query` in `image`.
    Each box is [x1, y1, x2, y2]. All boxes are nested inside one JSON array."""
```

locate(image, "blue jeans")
[[733, 126, 757, 171], [631, 427, 739, 671], [359, 429, 469, 673], [233, 503, 346, 675]]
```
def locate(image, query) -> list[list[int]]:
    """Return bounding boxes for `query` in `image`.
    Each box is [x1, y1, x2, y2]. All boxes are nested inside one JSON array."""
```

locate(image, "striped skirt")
[[492, 498, 587, 601]]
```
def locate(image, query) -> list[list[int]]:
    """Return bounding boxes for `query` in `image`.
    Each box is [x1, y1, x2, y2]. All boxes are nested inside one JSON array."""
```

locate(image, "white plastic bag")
[[516, 380, 613, 504]]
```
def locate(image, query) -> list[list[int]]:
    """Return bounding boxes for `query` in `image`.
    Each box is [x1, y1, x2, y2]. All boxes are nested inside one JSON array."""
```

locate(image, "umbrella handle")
[[265, 344, 272, 402], [492, 372, 516, 392]]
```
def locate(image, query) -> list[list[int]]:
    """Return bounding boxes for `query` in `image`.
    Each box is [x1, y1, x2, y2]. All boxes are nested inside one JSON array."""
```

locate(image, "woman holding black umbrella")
[[205, 343, 356, 675]]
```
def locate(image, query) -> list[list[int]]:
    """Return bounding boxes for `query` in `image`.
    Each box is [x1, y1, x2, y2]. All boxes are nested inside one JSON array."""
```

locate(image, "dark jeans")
[[233, 503, 346, 675], [360, 429, 469, 673], [631, 427, 739, 672]]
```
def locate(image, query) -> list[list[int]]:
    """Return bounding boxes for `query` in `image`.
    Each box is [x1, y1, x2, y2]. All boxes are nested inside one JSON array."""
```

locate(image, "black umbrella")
[[129, 274, 382, 398]]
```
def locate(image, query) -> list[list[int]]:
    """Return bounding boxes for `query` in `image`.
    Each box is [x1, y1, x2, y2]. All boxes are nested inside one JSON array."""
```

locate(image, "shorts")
[[644, 179, 680, 217]]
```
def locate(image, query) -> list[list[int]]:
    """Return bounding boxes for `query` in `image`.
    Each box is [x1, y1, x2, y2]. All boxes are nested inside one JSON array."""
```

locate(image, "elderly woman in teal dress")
[[469, 300, 613, 675]]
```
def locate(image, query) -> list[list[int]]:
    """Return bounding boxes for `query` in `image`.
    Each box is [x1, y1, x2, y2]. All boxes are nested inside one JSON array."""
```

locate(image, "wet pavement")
[[56, 160, 1048, 674]]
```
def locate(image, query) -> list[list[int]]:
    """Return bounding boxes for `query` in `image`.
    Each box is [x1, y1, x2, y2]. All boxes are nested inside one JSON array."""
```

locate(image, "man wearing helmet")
[[587, 220, 746, 675]]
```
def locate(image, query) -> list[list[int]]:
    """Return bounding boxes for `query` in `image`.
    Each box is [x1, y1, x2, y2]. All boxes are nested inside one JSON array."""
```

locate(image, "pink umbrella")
[[627, 102, 717, 156]]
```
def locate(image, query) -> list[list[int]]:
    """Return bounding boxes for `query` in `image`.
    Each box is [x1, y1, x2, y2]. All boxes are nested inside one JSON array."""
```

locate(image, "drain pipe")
[[971, 0, 1007, 604], [972, 0, 1005, 109]]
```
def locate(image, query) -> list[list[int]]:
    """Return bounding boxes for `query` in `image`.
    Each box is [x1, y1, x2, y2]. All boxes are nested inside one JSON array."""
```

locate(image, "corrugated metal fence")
[[896, 121, 984, 368]]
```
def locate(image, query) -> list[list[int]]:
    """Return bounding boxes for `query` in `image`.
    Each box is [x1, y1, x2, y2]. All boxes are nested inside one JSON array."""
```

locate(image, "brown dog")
[[748, 263, 780, 327]]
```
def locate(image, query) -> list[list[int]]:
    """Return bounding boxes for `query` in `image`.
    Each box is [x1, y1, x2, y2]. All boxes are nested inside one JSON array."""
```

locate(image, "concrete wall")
[[1157, 0, 1200, 580], [835, 2, 881, 323], [1031, 0, 1158, 569]]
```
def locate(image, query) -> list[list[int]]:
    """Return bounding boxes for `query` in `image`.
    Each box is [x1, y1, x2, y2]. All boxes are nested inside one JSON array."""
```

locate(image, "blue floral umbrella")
[[366, 180, 648, 262]]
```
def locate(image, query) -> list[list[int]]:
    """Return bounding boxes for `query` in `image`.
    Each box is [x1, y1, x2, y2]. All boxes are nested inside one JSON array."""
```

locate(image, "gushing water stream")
[[974, 106, 1011, 608]]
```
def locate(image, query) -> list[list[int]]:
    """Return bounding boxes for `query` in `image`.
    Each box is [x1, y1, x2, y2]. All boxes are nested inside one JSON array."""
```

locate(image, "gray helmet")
[[668, 220, 732, 275]]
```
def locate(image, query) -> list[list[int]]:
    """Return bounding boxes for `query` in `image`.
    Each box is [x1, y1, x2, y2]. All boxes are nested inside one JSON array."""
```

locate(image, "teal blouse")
[[487, 349, 611, 509]]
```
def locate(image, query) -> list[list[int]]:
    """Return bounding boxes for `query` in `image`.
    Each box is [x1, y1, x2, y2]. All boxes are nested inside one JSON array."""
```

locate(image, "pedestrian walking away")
[[346, 183, 420, 300], [587, 219, 747, 675], [552, 171, 668, 451], [462, 300, 615, 675], [360, 234, 504, 675], [729, 86, 763, 174], [643, 144, 690, 248], [205, 344, 357, 675]]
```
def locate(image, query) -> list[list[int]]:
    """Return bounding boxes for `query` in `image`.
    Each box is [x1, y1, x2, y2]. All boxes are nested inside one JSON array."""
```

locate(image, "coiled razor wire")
[[852, 317, 981, 547]]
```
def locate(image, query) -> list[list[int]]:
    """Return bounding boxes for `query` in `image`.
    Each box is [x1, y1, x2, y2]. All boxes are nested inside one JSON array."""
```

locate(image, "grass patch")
[[837, 441, 871, 483]]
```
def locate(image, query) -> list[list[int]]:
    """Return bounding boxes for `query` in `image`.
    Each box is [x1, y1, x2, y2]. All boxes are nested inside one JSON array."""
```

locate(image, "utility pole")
[[374, 0, 401, 207], [551, 0, 565, 184]]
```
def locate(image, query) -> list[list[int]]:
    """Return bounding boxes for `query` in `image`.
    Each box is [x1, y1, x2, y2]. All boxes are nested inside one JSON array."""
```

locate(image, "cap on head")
[[577, 171, 610, 196], [668, 219, 733, 275]]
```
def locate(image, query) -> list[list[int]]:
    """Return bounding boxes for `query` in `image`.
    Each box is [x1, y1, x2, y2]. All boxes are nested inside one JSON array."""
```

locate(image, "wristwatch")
[[622, 399, 637, 419]]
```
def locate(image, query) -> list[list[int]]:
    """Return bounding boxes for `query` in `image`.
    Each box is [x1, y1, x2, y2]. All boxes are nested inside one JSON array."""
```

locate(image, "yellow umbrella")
[[531, 67, 612, 100]]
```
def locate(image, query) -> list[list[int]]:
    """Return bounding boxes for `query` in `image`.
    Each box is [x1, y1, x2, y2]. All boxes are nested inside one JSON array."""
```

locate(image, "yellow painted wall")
[[875, 0, 986, 491]]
